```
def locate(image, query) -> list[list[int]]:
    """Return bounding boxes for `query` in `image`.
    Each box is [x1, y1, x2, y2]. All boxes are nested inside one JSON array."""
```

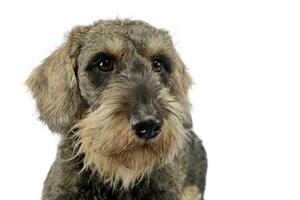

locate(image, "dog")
[[26, 19, 207, 200]]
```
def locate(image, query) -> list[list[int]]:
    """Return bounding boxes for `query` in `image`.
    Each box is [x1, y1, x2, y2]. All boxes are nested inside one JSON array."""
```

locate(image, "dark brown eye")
[[152, 58, 164, 72], [97, 55, 113, 72]]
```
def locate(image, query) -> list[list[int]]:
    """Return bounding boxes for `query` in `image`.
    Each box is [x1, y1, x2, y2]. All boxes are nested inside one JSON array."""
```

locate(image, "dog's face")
[[27, 20, 192, 188]]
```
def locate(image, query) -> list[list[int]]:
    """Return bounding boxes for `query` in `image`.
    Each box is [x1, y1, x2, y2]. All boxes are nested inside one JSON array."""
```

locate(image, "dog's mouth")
[[99, 125, 169, 157], [72, 104, 187, 189]]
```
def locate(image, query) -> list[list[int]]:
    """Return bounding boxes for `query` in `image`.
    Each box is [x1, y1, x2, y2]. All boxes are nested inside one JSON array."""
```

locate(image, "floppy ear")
[[178, 62, 193, 97], [180, 65, 193, 129], [169, 54, 193, 129], [26, 26, 90, 133]]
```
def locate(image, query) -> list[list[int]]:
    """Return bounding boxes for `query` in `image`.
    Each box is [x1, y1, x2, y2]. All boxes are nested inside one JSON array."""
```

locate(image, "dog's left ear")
[[26, 26, 90, 133], [178, 61, 193, 97], [170, 55, 193, 129]]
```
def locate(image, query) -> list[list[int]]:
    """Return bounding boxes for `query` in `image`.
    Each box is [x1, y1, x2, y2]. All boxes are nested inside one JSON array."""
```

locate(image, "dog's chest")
[[76, 179, 136, 200], [75, 178, 158, 200]]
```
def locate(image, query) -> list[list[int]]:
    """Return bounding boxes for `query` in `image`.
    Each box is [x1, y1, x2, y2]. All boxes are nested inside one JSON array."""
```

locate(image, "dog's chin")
[[90, 130, 177, 189], [98, 146, 171, 189]]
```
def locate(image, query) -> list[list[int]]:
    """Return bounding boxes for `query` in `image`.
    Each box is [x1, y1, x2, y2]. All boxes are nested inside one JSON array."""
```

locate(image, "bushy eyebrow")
[[84, 37, 129, 65], [141, 35, 174, 58], [102, 37, 126, 58]]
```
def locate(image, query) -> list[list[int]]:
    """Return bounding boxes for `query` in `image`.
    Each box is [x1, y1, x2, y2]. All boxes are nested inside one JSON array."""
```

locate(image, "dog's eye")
[[87, 53, 115, 72], [96, 55, 113, 72], [152, 59, 164, 72]]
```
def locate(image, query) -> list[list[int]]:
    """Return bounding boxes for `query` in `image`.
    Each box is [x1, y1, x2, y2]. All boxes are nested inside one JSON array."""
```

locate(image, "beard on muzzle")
[[72, 72, 188, 188]]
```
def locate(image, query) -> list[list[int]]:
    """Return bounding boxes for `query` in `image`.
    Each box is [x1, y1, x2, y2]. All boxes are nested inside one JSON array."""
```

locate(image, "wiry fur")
[[26, 19, 207, 200], [73, 73, 187, 188]]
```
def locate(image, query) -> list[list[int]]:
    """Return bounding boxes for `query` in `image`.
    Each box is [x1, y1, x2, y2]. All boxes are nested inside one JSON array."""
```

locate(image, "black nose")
[[130, 114, 163, 140]]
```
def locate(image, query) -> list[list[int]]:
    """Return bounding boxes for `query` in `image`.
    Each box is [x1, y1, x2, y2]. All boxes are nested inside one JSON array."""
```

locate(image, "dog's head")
[[26, 20, 192, 188]]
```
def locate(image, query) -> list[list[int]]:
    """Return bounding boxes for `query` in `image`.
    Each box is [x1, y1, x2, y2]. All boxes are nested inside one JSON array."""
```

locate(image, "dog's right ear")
[[26, 26, 90, 134]]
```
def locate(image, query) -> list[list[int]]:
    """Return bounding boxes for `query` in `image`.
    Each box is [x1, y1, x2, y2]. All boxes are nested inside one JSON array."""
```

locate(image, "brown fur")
[[72, 73, 187, 188], [26, 19, 207, 200], [26, 26, 89, 133]]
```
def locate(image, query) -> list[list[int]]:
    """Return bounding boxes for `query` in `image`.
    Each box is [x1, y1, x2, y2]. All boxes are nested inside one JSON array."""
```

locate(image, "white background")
[[0, 0, 299, 199]]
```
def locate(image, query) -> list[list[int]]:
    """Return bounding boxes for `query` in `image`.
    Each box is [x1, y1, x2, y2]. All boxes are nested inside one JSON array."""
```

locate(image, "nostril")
[[152, 125, 162, 134], [134, 124, 147, 135]]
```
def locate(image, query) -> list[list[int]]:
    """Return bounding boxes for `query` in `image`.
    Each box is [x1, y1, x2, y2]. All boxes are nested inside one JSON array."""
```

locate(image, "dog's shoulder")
[[184, 130, 207, 195]]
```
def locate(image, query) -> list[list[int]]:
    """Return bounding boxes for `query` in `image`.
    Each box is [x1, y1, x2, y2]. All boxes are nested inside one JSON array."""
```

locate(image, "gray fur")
[[26, 19, 207, 200]]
